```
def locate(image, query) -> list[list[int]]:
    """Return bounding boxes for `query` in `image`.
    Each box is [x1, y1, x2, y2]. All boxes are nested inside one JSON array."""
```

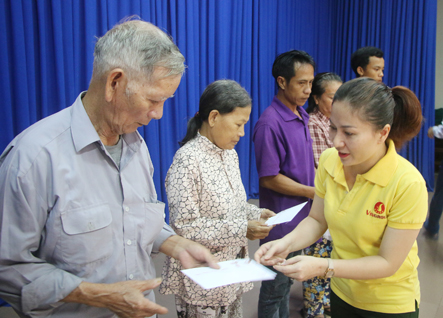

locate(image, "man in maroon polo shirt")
[[253, 50, 316, 318]]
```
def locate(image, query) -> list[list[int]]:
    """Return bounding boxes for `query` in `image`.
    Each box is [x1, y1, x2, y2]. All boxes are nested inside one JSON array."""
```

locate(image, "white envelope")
[[181, 259, 276, 289], [265, 201, 308, 226]]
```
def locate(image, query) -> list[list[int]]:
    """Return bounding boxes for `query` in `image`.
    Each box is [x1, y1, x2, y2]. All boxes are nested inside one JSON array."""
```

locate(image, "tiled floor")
[[1, 198, 443, 318]]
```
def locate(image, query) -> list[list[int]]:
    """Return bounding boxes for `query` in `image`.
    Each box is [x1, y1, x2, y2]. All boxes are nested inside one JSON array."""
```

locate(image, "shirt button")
[[124, 206, 130, 212], [129, 274, 134, 280], [127, 240, 132, 245]]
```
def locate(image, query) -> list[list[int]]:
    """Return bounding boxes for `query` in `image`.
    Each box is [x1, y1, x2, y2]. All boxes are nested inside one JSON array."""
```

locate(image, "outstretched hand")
[[176, 238, 220, 269], [160, 235, 220, 269], [254, 238, 290, 266]]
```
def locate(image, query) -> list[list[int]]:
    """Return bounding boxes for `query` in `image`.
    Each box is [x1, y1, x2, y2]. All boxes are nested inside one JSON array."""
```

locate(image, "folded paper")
[[181, 259, 277, 289], [265, 201, 308, 226]]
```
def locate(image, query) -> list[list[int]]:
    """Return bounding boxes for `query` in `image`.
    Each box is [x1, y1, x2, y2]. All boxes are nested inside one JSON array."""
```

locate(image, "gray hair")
[[306, 72, 342, 113], [92, 19, 185, 83]]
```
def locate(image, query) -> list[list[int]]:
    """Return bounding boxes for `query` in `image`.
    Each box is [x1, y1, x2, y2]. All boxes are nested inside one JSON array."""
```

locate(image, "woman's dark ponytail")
[[180, 113, 203, 146]]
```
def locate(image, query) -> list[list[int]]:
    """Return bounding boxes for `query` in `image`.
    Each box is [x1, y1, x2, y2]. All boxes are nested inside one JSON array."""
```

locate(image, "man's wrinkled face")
[[110, 69, 181, 135]]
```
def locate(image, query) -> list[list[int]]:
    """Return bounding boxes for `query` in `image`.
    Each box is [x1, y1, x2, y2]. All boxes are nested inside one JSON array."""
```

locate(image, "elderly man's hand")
[[159, 235, 220, 269], [63, 280, 168, 318]]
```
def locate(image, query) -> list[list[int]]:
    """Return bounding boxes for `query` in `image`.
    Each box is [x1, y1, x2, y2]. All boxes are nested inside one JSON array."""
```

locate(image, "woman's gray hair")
[[306, 72, 342, 114], [92, 18, 185, 83]]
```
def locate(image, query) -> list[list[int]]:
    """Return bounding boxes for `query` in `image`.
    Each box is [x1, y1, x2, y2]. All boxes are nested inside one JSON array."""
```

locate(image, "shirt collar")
[[323, 139, 398, 188], [196, 132, 225, 155], [323, 148, 346, 188], [71, 92, 143, 153], [271, 96, 309, 122], [312, 109, 330, 123], [362, 139, 398, 186]]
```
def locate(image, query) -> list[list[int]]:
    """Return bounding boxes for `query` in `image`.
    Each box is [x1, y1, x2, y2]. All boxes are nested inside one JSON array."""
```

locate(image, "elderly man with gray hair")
[[0, 19, 218, 318]]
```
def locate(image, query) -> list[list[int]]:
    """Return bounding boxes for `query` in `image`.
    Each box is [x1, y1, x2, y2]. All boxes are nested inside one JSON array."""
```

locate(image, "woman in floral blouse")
[[160, 80, 275, 318], [303, 72, 342, 318]]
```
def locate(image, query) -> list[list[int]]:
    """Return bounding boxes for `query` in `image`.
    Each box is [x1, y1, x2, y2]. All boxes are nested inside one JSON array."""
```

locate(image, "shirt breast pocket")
[[60, 203, 113, 266]]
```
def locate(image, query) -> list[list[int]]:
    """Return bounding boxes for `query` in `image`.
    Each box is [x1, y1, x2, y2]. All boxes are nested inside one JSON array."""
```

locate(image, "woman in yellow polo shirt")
[[255, 77, 426, 317]]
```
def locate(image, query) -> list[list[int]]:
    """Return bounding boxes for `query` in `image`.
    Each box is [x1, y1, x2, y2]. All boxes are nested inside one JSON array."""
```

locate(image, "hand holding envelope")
[[247, 209, 276, 240], [180, 203, 308, 290]]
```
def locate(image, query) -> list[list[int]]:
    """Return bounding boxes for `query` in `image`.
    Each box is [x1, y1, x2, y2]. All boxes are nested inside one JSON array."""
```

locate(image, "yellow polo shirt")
[[315, 140, 427, 313]]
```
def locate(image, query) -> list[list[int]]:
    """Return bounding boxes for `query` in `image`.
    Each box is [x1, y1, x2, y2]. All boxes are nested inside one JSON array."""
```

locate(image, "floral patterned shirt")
[[308, 109, 334, 168], [160, 133, 263, 306]]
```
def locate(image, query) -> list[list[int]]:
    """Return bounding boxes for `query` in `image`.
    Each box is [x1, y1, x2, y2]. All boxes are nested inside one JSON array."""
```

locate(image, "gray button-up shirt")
[[0, 93, 175, 317]]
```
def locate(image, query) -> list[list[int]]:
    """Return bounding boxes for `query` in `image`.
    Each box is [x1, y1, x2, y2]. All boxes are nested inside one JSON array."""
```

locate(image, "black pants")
[[330, 290, 419, 318]]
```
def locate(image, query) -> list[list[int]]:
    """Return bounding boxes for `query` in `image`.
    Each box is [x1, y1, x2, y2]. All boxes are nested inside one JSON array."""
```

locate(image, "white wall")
[[436, 0, 443, 108]]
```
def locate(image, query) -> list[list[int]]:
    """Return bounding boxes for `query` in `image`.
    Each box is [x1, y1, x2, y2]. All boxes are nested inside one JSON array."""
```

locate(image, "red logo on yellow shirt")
[[366, 202, 386, 219], [374, 202, 385, 214]]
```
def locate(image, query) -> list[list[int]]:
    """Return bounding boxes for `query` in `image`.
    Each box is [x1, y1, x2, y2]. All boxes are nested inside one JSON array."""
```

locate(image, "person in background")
[[306, 72, 343, 168], [0, 19, 218, 318], [302, 72, 342, 318], [160, 80, 275, 318], [253, 50, 315, 318], [256, 78, 426, 318], [351, 46, 385, 82], [423, 123, 443, 240]]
